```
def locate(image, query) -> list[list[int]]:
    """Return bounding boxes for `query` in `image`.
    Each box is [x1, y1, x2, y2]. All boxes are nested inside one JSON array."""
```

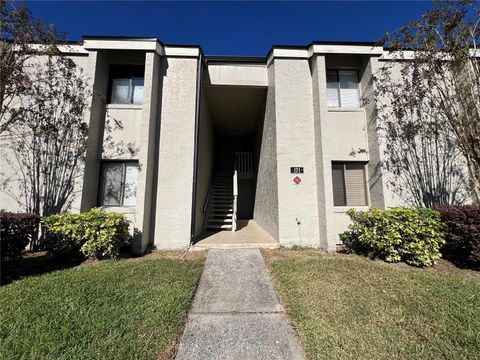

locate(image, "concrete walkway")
[[175, 249, 304, 360]]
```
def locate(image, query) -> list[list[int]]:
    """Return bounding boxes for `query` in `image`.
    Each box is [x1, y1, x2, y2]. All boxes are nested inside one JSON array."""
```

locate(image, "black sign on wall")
[[290, 167, 304, 174]]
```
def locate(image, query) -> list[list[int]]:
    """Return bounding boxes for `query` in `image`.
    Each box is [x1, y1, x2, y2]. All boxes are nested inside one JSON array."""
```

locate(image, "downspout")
[[189, 52, 203, 245]]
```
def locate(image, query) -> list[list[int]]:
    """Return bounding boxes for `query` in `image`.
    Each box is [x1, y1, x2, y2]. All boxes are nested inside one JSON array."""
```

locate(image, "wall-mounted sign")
[[293, 176, 302, 185], [290, 167, 304, 174]]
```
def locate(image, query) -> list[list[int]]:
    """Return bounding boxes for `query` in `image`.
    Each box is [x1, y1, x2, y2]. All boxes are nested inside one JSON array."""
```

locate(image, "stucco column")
[[311, 55, 337, 252], [133, 52, 161, 254], [153, 57, 199, 249], [273, 58, 321, 247], [80, 50, 109, 212], [360, 56, 386, 209]]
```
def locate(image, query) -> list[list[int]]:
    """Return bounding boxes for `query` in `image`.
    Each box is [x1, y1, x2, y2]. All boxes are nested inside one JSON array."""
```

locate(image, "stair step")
[[208, 218, 233, 223], [208, 215, 232, 219], [209, 211, 233, 215], [206, 224, 233, 230]]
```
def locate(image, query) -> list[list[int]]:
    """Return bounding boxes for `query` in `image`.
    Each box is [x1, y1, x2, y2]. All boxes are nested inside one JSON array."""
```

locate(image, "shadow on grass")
[[1, 251, 86, 286], [1, 244, 139, 286]]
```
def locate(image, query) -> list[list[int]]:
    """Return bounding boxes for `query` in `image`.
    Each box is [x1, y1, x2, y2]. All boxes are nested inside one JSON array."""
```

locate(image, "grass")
[[264, 250, 480, 360], [0, 254, 205, 360]]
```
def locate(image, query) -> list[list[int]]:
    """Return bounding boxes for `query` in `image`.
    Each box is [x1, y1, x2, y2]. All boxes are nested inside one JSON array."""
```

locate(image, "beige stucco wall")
[[311, 55, 337, 251], [205, 63, 267, 87], [326, 110, 368, 161], [273, 59, 320, 247], [80, 50, 109, 212], [102, 105, 143, 159], [154, 57, 199, 249], [194, 86, 215, 237], [0, 53, 92, 215], [360, 56, 387, 210], [311, 54, 377, 249], [132, 52, 161, 253], [253, 63, 279, 240]]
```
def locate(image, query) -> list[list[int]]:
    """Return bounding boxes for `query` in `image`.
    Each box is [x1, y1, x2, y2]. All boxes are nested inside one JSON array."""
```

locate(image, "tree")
[[2, 53, 89, 216], [0, 0, 60, 135], [375, 0, 480, 205]]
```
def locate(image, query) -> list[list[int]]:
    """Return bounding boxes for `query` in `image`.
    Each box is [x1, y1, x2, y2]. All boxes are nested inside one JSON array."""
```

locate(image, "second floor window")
[[327, 70, 359, 108], [109, 65, 145, 105]]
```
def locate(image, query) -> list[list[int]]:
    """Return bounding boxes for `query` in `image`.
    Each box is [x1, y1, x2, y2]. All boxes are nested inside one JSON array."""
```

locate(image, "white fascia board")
[[83, 39, 164, 55], [310, 44, 384, 55], [12, 44, 89, 55], [163, 46, 200, 57], [267, 48, 309, 65], [381, 49, 480, 60]]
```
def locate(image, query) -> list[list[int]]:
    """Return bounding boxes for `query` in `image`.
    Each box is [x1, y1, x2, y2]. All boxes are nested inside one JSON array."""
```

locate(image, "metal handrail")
[[232, 158, 238, 232]]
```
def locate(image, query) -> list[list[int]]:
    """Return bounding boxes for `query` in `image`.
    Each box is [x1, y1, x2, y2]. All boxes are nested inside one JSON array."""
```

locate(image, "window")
[[326, 70, 359, 108], [99, 161, 139, 206], [109, 65, 145, 105], [331, 162, 368, 206]]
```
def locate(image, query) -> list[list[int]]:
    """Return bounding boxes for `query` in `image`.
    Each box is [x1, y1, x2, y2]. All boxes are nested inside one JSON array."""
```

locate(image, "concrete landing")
[[193, 220, 279, 250], [175, 249, 304, 360]]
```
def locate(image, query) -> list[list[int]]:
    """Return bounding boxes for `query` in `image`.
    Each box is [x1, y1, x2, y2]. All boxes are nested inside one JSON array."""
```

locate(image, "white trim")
[[327, 108, 364, 113], [105, 104, 143, 110], [164, 46, 200, 57], [268, 44, 383, 64], [83, 39, 164, 55], [311, 44, 383, 55], [11, 44, 89, 55]]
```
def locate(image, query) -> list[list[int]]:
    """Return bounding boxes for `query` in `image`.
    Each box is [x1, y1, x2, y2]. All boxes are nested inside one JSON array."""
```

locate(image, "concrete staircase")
[[206, 175, 233, 231]]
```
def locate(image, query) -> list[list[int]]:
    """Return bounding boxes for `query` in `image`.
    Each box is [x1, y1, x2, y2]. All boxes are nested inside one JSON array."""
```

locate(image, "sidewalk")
[[175, 249, 304, 360]]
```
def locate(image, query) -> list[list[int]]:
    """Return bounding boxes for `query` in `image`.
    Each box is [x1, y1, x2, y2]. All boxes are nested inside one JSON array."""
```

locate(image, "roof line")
[[81, 35, 384, 58]]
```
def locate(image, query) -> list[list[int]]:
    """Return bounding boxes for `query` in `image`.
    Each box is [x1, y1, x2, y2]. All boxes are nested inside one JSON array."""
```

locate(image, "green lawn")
[[265, 250, 480, 360], [0, 255, 204, 360]]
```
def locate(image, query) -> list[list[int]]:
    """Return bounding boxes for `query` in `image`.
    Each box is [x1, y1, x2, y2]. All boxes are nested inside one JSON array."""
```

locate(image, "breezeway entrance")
[[193, 84, 273, 245]]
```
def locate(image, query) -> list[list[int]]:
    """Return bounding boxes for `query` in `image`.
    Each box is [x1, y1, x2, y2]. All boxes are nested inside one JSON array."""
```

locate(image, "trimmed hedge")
[[341, 207, 445, 267], [0, 211, 40, 260], [43, 208, 130, 259], [435, 205, 480, 269]]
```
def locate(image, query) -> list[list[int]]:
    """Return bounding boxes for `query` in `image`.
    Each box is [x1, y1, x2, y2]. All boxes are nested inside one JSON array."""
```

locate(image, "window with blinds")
[[326, 70, 359, 108], [331, 162, 368, 206]]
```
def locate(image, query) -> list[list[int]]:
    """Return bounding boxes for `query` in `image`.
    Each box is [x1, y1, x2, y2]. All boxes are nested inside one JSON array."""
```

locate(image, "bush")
[[341, 207, 445, 267], [434, 205, 480, 269], [0, 211, 40, 260], [43, 208, 130, 259]]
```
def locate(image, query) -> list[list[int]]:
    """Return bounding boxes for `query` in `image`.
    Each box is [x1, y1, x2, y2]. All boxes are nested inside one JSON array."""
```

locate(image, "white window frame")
[[326, 69, 360, 109]]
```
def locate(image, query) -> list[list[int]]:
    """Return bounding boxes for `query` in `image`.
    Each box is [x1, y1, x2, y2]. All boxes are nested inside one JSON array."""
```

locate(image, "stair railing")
[[232, 160, 238, 232], [202, 176, 214, 232]]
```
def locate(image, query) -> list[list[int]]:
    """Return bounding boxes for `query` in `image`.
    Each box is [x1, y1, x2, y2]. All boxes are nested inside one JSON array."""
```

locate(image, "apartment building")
[[0, 36, 400, 253]]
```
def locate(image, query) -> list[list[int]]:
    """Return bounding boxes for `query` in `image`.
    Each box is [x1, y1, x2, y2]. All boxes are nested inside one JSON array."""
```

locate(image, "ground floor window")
[[99, 161, 139, 206], [331, 162, 368, 206]]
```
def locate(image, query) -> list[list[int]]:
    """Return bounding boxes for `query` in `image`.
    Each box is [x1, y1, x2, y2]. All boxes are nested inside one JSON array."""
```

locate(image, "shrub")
[[0, 211, 40, 260], [341, 207, 445, 267], [43, 208, 130, 259], [434, 205, 480, 269]]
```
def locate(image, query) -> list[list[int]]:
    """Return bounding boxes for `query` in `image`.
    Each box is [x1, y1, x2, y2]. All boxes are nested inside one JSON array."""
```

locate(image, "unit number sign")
[[290, 167, 304, 174]]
